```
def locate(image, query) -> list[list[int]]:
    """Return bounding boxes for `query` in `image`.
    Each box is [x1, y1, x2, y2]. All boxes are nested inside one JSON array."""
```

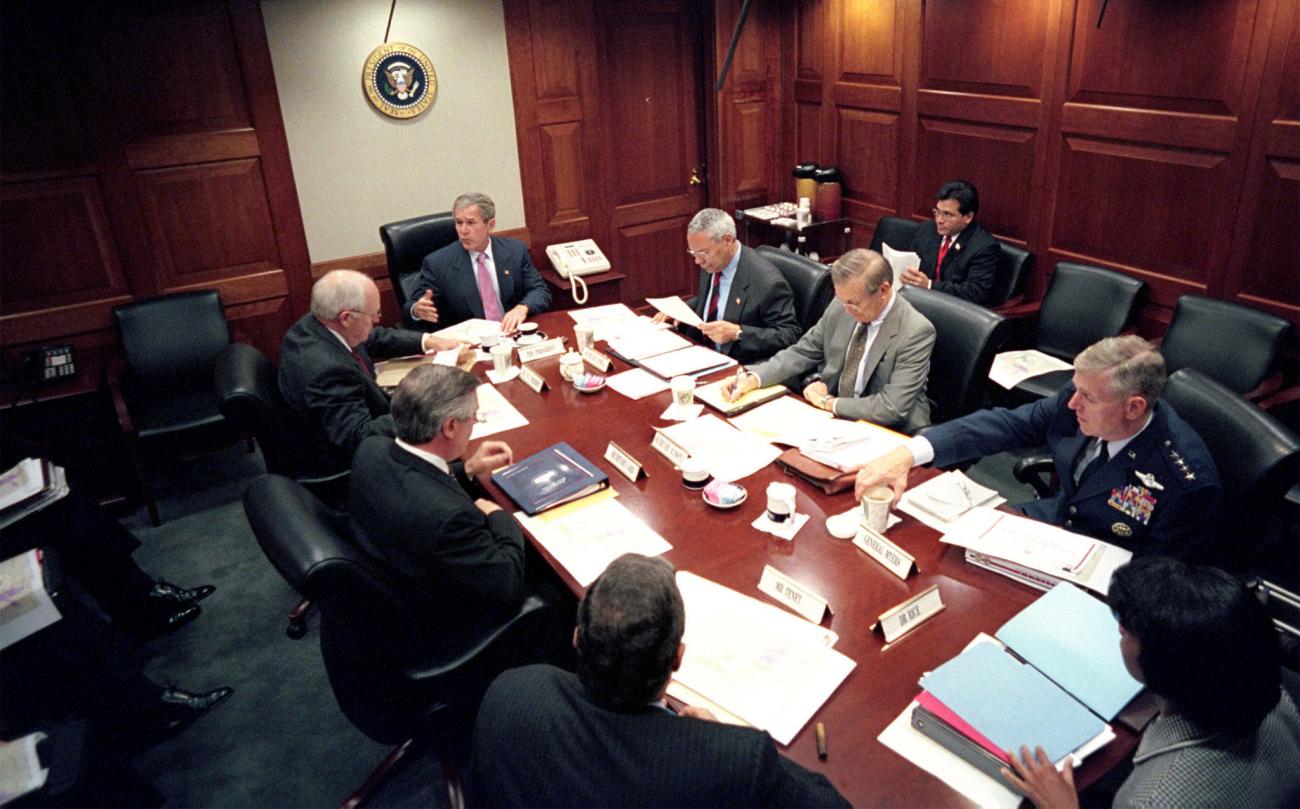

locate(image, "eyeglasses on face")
[[932, 207, 964, 221]]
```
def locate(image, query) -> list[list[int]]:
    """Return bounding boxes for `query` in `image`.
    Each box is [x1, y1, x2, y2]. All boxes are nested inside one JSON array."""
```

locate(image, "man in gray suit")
[[723, 248, 935, 433]]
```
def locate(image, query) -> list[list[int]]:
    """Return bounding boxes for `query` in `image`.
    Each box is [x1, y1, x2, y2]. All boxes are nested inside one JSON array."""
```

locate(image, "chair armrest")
[[992, 298, 1041, 321], [1244, 372, 1284, 403], [1258, 384, 1300, 414], [1012, 453, 1057, 500], [403, 595, 549, 684], [102, 356, 135, 436]]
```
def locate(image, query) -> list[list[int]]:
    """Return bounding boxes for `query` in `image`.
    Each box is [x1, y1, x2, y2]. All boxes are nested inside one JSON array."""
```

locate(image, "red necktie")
[[476, 252, 504, 321], [351, 348, 372, 379], [706, 272, 722, 321], [935, 237, 951, 282]]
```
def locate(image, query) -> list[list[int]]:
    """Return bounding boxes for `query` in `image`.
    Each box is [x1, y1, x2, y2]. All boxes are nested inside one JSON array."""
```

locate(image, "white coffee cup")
[[559, 351, 584, 381], [670, 375, 695, 408], [574, 323, 596, 351], [863, 486, 893, 533], [765, 482, 797, 523], [680, 456, 710, 490], [480, 332, 500, 349], [490, 344, 513, 374]]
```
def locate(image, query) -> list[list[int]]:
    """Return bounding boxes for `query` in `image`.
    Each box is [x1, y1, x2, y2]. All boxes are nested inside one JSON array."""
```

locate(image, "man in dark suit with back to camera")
[[654, 208, 801, 364], [278, 269, 462, 476], [350, 365, 570, 658], [899, 179, 1001, 306], [405, 192, 551, 334], [466, 553, 850, 808], [854, 335, 1222, 558], [722, 248, 935, 433]]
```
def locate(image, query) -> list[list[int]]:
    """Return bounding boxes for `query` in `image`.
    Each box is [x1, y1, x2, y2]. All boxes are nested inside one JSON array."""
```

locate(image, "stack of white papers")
[[606, 329, 693, 362], [433, 318, 500, 344], [646, 295, 703, 327], [515, 492, 671, 587], [469, 383, 529, 440], [940, 508, 1132, 595], [668, 572, 855, 745], [882, 243, 921, 286], [798, 422, 909, 472], [639, 345, 736, 379], [0, 550, 62, 650], [898, 471, 1005, 530], [0, 460, 69, 530], [567, 303, 638, 325], [989, 350, 1073, 389], [605, 368, 671, 400], [658, 415, 781, 482], [728, 396, 831, 444]]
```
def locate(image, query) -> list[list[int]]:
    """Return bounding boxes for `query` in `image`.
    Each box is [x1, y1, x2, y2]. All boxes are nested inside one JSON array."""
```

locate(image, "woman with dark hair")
[[1003, 556, 1300, 808]]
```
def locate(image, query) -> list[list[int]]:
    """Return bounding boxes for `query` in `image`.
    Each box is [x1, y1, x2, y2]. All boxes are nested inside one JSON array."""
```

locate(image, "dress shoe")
[[148, 579, 216, 605], [137, 603, 202, 638], [159, 685, 234, 732]]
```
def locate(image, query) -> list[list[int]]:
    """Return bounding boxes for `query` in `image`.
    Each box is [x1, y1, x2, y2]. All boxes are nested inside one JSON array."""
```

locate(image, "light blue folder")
[[919, 642, 1106, 763], [996, 582, 1143, 720]]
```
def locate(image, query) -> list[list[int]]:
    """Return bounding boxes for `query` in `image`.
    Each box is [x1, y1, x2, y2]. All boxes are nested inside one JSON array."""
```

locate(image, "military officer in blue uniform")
[[854, 335, 1221, 558]]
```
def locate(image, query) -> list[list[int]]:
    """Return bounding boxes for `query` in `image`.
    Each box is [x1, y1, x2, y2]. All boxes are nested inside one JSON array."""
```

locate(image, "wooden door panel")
[[615, 215, 696, 302], [135, 159, 280, 288], [839, 0, 900, 82], [1238, 157, 1300, 309], [539, 122, 592, 226], [1065, 0, 1257, 115], [915, 118, 1036, 241], [837, 109, 899, 211], [921, 0, 1049, 98]]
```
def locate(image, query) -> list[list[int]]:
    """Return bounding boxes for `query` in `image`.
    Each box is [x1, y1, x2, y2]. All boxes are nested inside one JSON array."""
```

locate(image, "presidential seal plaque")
[[362, 42, 436, 119]]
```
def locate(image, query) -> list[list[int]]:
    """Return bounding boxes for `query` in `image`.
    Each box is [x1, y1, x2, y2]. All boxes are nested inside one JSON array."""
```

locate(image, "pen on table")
[[815, 722, 828, 760]]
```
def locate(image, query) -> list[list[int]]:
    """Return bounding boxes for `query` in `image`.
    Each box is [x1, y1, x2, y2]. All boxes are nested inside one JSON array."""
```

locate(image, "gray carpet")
[[121, 445, 446, 808]]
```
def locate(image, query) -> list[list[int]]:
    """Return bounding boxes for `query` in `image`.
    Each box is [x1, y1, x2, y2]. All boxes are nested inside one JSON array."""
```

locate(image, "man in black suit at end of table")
[[466, 553, 850, 808], [349, 365, 572, 661], [900, 179, 1001, 306], [278, 269, 465, 476], [653, 208, 802, 364], [405, 192, 551, 334]]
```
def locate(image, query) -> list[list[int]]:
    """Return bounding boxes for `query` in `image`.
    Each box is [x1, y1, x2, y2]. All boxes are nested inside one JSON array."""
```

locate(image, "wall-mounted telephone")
[[546, 239, 610, 305], [21, 345, 77, 386]]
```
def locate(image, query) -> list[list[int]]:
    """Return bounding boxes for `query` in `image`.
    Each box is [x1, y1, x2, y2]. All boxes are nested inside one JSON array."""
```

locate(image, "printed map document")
[[898, 471, 1006, 531], [515, 490, 671, 587], [989, 349, 1073, 389], [668, 571, 854, 745]]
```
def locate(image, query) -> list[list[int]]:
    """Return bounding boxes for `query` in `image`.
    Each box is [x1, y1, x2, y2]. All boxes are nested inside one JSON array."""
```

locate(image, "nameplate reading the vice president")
[[517, 338, 565, 364], [758, 565, 831, 624], [580, 346, 612, 373], [852, 526, 917, 580], [650, 430, 690, 467], [871, 585, 944, 644], [517, 365, 549, 393], [604, 441, 646, 482]]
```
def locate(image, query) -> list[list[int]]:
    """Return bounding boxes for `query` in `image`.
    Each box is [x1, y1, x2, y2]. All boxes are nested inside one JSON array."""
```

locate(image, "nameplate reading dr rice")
[[517, 338, 564, 363], [872, 585, 944, 644]]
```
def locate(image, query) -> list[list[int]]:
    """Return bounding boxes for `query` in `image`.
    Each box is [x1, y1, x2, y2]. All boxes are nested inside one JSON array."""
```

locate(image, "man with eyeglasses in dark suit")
[[899, 180, 1002, 307]]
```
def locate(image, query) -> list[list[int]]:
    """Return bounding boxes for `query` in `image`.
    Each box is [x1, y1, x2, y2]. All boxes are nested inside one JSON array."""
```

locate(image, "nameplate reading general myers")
[[852, 526, 917, 580], [758, 565, 831, 624], [517, 338, 565, 363], [518, 365, 549, 393]]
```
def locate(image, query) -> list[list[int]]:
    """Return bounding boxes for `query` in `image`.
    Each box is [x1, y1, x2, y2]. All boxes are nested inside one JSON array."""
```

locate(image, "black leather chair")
[[1159, 294, 1293, 401], [1007, 262, 1147, 402], [868, 216, 921, 254], [111, 290, 232, 525], [215, 343, 349, 638], [899, 285, 1012, 425], [989, 241, 1035, 311], [379, 212, 458, 327], [243, 474, 546, 809], [1014, 368, 1300, 572], [755, 245, 833, 333]]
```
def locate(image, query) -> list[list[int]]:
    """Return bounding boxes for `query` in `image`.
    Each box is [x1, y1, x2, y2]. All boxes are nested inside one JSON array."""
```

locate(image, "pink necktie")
[[476, 252, 504, 321]]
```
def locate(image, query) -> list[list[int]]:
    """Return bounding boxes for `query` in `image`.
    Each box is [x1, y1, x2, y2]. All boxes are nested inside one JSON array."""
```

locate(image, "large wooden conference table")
[[474, 311, 1137, 807]]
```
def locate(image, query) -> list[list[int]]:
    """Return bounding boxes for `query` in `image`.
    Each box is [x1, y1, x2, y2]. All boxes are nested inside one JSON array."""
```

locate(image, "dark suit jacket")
[[683, 245, 801, 363], [277, 314, 424, 474], [405, 236, 551, 328], [908, 219, 1001, 306], [349, 437, 525, 648], [466, 665, 850, 808], [923, 383, 1222, 556]]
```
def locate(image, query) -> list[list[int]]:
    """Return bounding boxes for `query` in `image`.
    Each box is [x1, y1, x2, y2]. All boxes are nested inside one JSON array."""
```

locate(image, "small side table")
[[736, 210, 852, 261]]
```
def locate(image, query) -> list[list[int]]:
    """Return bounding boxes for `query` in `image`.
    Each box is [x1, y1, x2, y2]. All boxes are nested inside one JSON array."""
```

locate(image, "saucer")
[[573, 373, 607, 393], [516, 333, 546, 346], [702, 480, 746, 509]]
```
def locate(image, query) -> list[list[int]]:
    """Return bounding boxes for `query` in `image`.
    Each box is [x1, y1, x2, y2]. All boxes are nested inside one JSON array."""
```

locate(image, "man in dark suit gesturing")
[[278, 270, 461, 475], [900, 180, 1001, 306], [466, 553, 849, 808], [405, 192, 551, 333], [655, 208, 801, 364]]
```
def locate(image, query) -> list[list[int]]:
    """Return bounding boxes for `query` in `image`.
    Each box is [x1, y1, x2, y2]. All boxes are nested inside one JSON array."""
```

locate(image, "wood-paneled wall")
[[0, 0, 311, 389], [790, 0, 1300, 332]]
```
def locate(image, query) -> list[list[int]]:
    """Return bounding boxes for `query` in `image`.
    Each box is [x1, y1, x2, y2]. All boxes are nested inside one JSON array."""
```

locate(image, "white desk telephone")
[[545, 239, 610, 304]]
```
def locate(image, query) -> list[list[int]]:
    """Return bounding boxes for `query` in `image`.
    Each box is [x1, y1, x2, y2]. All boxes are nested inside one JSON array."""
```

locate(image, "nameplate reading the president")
[[518, 365, 549, 393], [852, 526, 917, 580], [872, 585, 944, 644], [580, 347, 612, 373], [758, 565, 830, 624], [517, 338, 565, 364], [650, 430, 690, 467], [604, 441, 646, 482]]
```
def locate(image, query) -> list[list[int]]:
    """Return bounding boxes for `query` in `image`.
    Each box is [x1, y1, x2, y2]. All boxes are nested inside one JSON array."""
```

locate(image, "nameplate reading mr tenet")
[[518, 365, 549, 393], [758, 565, 831, 624]]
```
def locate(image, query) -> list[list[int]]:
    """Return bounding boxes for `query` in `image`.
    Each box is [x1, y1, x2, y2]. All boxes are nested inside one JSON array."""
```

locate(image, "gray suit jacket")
[[747, 292, 935, 433]]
